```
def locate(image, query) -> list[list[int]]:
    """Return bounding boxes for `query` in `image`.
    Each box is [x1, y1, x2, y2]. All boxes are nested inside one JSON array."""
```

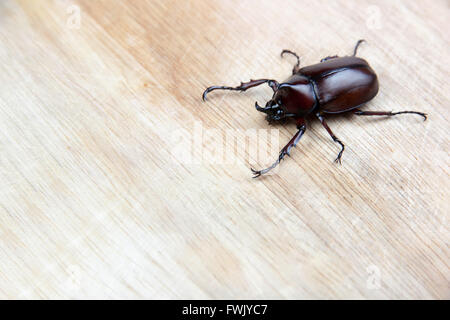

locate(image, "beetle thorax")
[[277, 75, 317, 116]]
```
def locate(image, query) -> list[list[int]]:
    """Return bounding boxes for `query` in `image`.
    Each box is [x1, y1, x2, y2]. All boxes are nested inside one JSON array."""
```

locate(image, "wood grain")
[[0, 0, 448, 299]]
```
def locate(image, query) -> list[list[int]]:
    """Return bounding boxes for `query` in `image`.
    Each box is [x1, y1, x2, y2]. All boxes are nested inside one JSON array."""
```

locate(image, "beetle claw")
[[202, 87, 216, 101], [250, 167, 262, 178], [334, 155, 343, 165]]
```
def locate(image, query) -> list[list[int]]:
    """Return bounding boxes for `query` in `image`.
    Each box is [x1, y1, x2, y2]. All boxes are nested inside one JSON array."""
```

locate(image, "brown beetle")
[[202, 40, 426, 177]]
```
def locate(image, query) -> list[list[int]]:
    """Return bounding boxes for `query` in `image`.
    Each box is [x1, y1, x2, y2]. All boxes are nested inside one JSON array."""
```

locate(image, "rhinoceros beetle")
[[202, 40, 426, 178]]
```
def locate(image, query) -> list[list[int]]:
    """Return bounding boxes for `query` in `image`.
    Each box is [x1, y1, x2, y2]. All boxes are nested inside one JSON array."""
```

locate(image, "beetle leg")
[[352, 39, 366, 56], [320, 55, 338, 63], [322, 40, 365, 62], [353, 109, 427, 121], [202, 79, 279, 101], [281, 50, 301, 74], [251, 118, 306, 178], [316, 113, 345, 164]]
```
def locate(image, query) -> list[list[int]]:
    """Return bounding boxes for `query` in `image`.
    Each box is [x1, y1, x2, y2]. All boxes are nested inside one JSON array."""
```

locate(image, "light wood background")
[[0, 0, 448, 299]]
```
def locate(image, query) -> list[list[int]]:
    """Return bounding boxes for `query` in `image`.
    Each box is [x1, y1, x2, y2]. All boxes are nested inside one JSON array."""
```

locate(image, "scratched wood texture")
[[0, 0, 448, 299]]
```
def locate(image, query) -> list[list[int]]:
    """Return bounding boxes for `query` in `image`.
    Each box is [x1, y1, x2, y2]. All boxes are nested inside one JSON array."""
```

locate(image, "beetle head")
[[255, 87, 297, 123], [255, 98, 286, 123]]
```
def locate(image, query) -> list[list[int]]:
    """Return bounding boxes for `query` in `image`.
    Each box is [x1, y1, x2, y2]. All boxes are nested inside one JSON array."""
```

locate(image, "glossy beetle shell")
[[274, 74, 316, 116], [298, 56, 379, 113]]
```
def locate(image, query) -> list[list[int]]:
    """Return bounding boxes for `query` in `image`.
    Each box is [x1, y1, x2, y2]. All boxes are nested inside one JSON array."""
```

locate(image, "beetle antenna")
[[353, 39, 366, 56]]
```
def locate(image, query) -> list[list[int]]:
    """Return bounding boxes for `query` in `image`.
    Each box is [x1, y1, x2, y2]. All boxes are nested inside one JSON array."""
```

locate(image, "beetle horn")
[[255, 102, 271, 114]]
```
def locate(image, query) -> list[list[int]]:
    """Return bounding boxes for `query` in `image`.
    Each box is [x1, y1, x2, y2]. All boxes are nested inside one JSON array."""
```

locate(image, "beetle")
[[202, 40, 427, 177]]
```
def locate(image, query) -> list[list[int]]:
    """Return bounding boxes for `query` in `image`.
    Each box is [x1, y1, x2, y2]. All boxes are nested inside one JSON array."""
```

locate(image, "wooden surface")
[[0, 0, 448, 299]]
